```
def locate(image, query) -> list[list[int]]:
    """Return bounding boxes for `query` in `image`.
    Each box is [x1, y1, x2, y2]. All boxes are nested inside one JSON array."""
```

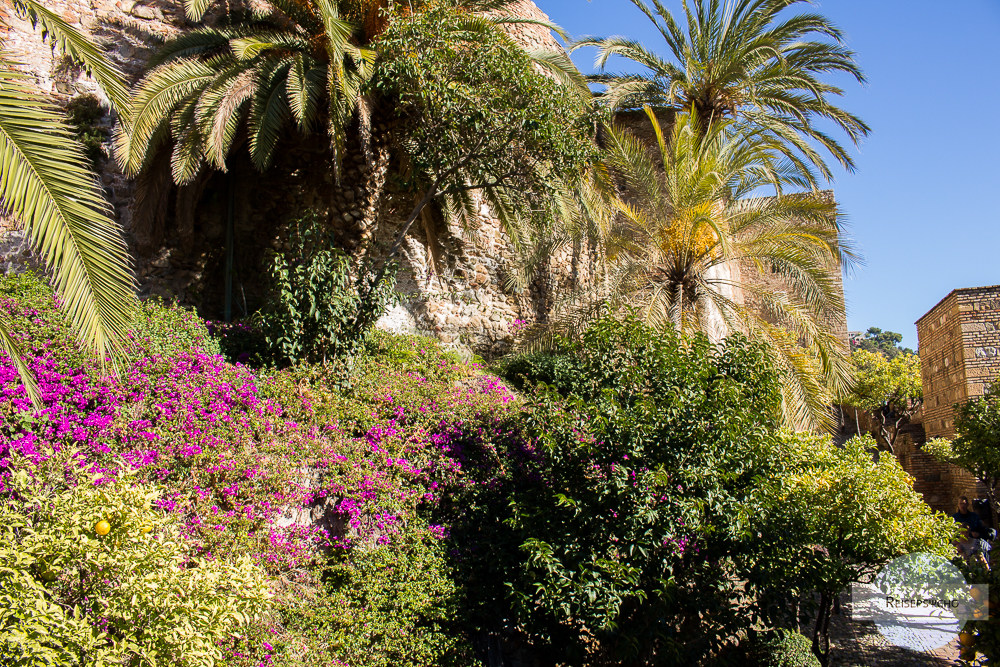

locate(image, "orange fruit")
[[960, 631, 976, 647], [971, 587, 988, 603], [95, 520, 111, 536]]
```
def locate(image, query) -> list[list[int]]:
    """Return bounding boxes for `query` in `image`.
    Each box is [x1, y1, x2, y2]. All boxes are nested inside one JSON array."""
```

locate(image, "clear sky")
[[536, 0, 1000, 350]]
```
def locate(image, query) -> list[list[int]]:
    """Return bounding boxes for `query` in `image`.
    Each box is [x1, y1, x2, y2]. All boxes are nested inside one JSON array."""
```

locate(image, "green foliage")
[[299, 536, 469, 667], [486, 313, 785, 662], [932, 383, 1000, 527], [488, 316, 953, 664], [850, 327, 915, 359], [373, 5, 595, 240], [954, 560, 1000, 665], [842, 349, 922, 451], [130, 297, 222, 358], [738, 432, 956, 659], [742, 432, 956, 598], [746, 629, 820, 667], [64, 94, 108, 167], [255, 216, 396, 366], [953, 383, 1000, 483], [575, 0, 869, 182], [0, 455, 269, 667], [115, 0, 375, 180]]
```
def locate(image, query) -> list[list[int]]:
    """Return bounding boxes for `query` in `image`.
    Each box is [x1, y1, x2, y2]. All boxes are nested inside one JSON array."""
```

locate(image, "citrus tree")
[[842, 349, 922, 453], [738, 433, 956, 665], [0, 456, 269, 667]]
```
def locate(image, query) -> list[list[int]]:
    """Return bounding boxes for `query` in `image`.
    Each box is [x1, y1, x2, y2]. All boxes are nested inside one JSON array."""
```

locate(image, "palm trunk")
[[224, 171, 235, 322]]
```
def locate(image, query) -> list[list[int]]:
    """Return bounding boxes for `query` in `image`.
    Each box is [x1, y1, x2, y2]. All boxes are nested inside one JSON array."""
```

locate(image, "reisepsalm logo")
[[851, 552, 987, 652]]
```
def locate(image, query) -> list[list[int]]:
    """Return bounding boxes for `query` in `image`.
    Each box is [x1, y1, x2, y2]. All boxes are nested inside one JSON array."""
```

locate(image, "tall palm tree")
[[0, 1, 135, 404], [545, 108, 854, 430], [574, 0, 869, 184]]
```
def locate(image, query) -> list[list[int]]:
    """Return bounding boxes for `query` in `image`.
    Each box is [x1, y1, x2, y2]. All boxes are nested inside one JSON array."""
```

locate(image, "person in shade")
[[953, 496, 991, 567]]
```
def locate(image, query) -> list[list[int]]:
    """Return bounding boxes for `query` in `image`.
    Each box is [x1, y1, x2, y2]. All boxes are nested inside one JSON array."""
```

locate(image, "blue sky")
[[537, 0, 1000, 350]]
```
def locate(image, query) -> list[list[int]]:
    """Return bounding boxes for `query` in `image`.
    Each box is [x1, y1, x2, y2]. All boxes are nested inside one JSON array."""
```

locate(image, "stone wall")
[[0, 0, 841, 359], [917, 285, 1000, 437], [846, 407, 975, 515], [906, 285, 1000, 514]]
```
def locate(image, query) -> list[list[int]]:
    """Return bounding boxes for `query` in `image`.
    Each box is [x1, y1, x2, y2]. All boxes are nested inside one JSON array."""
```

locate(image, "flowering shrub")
[[0, 456, 269, 667], [0, 274, 954, 666], [480, 315, 787, 663], [0, 273, 518, 666]]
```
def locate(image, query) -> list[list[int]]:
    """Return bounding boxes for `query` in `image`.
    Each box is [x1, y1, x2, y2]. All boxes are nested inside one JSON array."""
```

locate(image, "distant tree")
[[842, 349, 922, 454], [850, 327, 915, 359], [925, 383, 1000, 524]]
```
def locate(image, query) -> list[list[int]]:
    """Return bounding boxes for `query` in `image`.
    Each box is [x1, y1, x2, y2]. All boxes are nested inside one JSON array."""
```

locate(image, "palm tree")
[[545, 108, 854, 430], [575, 0, 869, 184], [0, 1, 135, 404], [116, 0, 578, 185], [115, 0, 376, 184], [116, 0, 584, 318]]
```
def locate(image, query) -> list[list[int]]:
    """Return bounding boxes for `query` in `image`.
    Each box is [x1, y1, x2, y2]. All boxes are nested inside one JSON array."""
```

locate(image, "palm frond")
[[0, 316, 41, 408], [116, 58, 217, 176], [0, 65, 134, 371], [11, 0, 129, 114]]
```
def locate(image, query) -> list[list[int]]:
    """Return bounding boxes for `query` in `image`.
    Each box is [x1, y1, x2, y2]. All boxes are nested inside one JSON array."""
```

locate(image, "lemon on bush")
[[95, 520, 111, 536]]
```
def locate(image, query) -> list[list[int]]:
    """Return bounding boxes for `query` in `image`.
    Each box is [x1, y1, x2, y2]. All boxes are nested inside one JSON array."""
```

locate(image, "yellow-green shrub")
[[0, 455, 270, 667]]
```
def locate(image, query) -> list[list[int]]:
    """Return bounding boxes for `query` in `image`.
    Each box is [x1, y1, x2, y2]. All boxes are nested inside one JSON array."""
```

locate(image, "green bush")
[[255, 215, 396, 367], [479, 314, 785, 663], [0, 454, 270, 667], [131, 297, 222, 358], [268, 534, 470, 667], [65, 94, 108, 167], [747, 629, 820, 667]]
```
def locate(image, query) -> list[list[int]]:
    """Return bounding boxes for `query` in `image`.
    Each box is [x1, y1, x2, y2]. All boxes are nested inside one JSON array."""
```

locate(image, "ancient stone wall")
[[906, 285, 1000, 514], [917, 285, 1000, 437], [0, 0, 842, 359]]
